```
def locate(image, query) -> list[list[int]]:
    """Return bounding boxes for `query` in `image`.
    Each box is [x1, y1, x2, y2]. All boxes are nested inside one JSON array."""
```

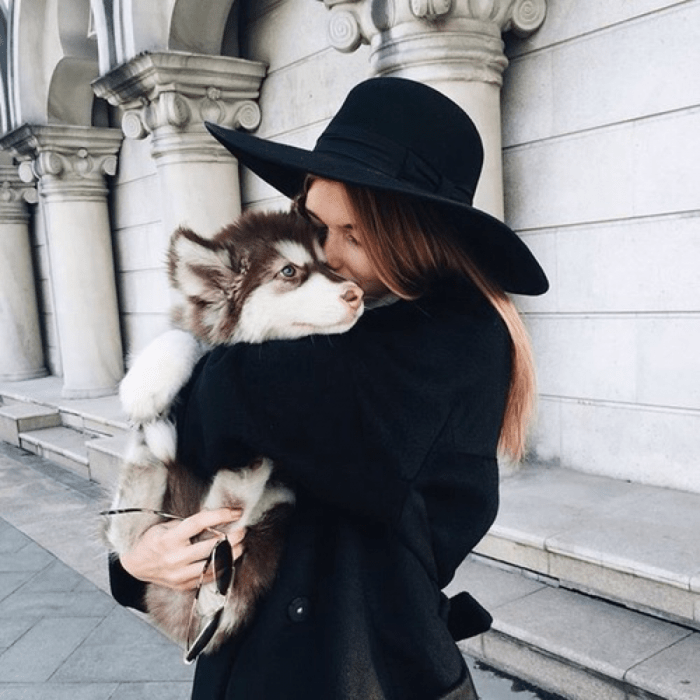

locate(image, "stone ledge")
[[0, 402, 61, 446], [473, 464, 700, 629], [0, 378, 128, 485], [0, 376, 127, 436], [451, 559, 700, 700], [19, 426, 90, 479], [87, 434, 130, 490]]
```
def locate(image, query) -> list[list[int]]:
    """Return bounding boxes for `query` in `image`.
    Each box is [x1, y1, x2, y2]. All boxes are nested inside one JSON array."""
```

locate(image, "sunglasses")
[[101, 508, 235, 663]]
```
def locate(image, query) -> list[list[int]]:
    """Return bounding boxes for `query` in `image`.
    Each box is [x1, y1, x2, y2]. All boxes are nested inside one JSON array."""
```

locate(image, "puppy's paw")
[[120, 330, 204, 423]]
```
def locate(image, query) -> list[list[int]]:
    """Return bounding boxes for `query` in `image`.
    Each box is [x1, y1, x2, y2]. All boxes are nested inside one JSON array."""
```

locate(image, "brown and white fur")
[[104, 210, 363, 656]]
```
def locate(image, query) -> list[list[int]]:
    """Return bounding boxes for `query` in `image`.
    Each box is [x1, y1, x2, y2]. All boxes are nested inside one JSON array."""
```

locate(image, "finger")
[[226, 526, 247, 547], [185, 537, 223, 564], [168, 561, 212, 590], [177, 508, 242, 541]]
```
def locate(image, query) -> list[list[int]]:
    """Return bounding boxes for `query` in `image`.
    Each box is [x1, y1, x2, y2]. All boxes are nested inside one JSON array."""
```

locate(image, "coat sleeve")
[[174, 291, 511, 529], [175, 335, 413, 525], [108, 554, 148, 613]]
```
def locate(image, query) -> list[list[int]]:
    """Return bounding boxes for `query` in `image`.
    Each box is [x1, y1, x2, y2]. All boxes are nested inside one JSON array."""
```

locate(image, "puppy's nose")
[[341, 285, 363, 311]]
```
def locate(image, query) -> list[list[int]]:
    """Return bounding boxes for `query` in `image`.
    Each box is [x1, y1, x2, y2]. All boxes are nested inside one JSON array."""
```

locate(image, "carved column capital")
[[0, 165, 37, 222], [92, 52, 267, 162], [317, 0, 547, 81], [0, 125, 122, 203]]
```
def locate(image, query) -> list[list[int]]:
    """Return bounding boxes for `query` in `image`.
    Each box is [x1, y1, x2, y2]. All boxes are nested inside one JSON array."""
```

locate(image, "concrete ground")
[[0, 441, 194, 700], [0, 440, 565, 700]]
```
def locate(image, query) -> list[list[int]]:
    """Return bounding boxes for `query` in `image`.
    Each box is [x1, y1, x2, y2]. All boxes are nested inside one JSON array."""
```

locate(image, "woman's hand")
[[120, 508, 246, 591]]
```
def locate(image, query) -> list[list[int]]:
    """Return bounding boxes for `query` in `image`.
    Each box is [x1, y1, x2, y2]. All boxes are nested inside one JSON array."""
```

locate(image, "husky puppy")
[[104, 210, 364, 656]]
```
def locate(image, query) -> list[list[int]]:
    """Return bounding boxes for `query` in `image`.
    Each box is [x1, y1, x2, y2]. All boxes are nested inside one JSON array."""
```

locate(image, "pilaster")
[[0, 165, 46, 381], [93, 52, 268, 238], [317, 0, 547, 218], [0, 125, 124, 398]]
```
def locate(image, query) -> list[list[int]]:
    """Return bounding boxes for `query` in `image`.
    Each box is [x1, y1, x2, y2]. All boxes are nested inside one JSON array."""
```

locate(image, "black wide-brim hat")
[[205, 77, 548, 296]]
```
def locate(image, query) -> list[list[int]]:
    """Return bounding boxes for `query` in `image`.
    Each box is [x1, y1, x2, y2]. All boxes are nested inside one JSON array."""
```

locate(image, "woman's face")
[[304, 179, 389, 299]]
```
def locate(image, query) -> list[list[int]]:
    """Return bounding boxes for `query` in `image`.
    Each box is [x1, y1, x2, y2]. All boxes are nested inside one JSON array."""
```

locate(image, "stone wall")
[[238, 0, 371, 210], [503, 0, 700, 491], [110, 137, 170, 358], [3, 0, 696, 488]]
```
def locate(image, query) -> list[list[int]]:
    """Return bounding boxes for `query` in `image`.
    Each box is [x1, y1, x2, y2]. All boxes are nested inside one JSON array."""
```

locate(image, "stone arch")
[[114, 0, 237, 64], [90, 0, 118, 75], [8, 0, 99, 128]]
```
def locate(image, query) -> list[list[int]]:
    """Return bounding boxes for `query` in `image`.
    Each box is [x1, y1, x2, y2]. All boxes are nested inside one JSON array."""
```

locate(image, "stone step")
[[0, 401, 61, 446], [18, 426, 91, 480], [0, 379, 129, 487], [0, 377, 128, 440], [473, 465, 700, 632], [449, 557, 700, 700], [87, 433, 131, 489]]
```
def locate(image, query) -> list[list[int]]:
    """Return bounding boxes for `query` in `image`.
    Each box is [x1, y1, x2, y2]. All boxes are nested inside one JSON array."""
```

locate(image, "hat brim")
[[206, 122, 549, 296]]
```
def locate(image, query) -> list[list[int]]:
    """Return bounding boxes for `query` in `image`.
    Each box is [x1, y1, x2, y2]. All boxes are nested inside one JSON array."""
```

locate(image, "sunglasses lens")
[[212, 539, 234, 595], [184, 607, 223, 665]]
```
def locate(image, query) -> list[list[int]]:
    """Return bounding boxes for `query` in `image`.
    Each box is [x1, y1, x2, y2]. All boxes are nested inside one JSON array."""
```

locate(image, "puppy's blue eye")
[[280, 265, 296, 278]]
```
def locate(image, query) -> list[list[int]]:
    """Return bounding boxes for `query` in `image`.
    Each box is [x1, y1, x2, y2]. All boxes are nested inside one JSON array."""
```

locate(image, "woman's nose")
[[323, 232, 340, 270]]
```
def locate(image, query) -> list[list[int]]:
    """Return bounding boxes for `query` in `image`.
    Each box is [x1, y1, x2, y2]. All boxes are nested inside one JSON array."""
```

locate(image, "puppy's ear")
[[168, 226, 243, 303]]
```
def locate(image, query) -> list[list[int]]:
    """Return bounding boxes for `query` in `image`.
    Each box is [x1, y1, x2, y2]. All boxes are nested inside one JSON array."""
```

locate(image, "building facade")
[[0, 0, 698, 492]]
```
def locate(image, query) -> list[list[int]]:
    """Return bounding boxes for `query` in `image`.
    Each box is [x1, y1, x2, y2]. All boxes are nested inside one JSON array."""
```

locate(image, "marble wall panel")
[[504, 109, 700, 231], [504, 3, 700, 146], [504, 123, 636, 231], [636, 317, 700, 410], [529, 314, 700, 411], [631, 108, 700, 218], [517, 214, 700, 315], [113, 222, 169, 274], [240, 121, 327, 206], [118, 269, 170, 315], [528, 315, 638, 404], [506, 0, 687, 58], [242, 0, 335, 74], [112, 136, 156, 186], [111, 174, 162, 231], [542, 399, 700, 493], [253, 49, 371, 140], [528, 396, 561, 465], [121, 313, 172, 360]]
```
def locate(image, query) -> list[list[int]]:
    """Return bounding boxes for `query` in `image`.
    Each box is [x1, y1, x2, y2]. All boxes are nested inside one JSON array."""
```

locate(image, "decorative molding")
[[317, 0, 547, 80], [0, 125, 122, 203], [0, 165, 37, 221], [505, 0, 548, 37], [92, 52, 267, 153], [411, 0, 453, 20]]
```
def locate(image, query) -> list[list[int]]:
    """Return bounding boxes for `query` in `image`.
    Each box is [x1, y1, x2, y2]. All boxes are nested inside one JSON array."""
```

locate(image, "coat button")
[[287, 597, 310, 622]]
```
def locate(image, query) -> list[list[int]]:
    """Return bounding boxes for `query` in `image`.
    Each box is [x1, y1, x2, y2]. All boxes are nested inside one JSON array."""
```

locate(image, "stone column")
[[0, 125, 124, 398], [317, 0, 547, 219], [0, 165, 47, 381], [92, 52, 267, 239]]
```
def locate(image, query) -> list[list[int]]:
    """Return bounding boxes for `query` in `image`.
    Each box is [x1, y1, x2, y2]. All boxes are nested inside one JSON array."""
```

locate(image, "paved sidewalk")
[[0, 442, 194, 700], [0, 440, 562, 700]]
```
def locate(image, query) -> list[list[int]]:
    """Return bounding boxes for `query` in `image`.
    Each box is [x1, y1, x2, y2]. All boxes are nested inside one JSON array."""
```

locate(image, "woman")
[[109, 77, 548, 699]]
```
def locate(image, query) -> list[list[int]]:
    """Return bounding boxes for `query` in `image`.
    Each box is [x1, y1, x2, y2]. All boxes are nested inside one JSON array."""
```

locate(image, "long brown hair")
[[296, 177, 537, 462]]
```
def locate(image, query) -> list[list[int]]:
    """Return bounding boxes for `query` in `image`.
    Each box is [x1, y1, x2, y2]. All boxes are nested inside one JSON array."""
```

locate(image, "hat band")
[[315, 126, 475, 204]]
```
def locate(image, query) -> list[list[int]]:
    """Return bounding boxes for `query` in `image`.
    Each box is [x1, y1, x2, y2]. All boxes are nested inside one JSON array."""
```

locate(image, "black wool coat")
[[109, 277, 511, 700]]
